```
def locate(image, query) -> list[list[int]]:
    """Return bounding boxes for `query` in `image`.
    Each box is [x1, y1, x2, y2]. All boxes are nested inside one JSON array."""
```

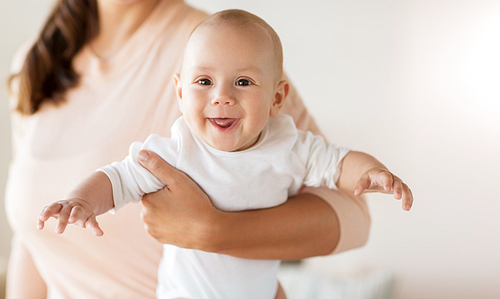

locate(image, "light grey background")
[[1, 0, 500, 298]]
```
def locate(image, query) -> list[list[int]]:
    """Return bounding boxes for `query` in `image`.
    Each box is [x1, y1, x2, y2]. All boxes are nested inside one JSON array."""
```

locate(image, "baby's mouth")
[[209, 118, 239, 129]]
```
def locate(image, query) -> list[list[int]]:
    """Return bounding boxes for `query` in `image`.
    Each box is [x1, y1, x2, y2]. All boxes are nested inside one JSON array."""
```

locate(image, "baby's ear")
[[173, 74, 183, 112], [269, 80, 289, 117]]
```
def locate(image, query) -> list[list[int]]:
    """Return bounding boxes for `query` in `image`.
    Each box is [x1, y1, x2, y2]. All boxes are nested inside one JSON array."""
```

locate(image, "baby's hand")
[[37, 199, 104, 236], [354, 168, 413, 211]]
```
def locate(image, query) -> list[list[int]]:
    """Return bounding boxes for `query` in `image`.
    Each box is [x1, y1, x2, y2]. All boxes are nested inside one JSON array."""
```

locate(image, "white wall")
[[1, 0, 499, 298]]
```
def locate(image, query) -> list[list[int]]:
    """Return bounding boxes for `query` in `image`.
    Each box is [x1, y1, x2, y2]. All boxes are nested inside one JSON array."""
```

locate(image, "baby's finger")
[[402, 184, 413, 211], [86, 216, 104, 237], [392, 178, 404, 200], [38, 203, 62, 221], [378, 171, 394, 192], [55, 204, 74, 234], [37, 218, 45, 230], [37, 211, 49, 230], [68, 205, 91, 226], [37, 203, 63, 230], [354, 174, 371, 196]]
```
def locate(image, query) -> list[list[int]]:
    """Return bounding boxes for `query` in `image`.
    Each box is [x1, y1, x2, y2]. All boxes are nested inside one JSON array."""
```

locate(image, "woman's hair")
[[8, 0, 99, 115]]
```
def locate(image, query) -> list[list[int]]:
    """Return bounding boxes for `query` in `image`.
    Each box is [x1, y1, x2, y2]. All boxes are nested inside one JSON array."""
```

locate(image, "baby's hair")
[[194, 9, 284, 80]]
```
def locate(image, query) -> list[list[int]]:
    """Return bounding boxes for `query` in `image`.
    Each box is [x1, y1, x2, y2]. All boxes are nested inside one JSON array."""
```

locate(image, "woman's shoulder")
[[10, 38, 33, 72], [156, 0, 208, 32], [7, 37, 36, 107], [182, 2, 210, 23]]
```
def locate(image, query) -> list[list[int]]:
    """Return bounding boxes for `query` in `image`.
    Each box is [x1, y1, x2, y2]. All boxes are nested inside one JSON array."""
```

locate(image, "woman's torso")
[[5, 1, 208, 298]]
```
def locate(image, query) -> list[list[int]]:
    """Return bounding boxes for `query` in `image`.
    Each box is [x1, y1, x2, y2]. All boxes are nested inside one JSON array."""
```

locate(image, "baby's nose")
[[212, 94, 235, 106]]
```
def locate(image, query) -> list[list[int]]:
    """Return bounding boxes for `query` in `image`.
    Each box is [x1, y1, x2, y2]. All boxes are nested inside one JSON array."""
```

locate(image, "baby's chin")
[[209, 142, 245, 152], [207, 138, 258, 152]]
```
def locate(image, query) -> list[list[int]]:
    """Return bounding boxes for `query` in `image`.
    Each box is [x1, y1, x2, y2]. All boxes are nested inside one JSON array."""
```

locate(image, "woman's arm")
[[138, 151, 369, 260], [6, 236, 47, 299]]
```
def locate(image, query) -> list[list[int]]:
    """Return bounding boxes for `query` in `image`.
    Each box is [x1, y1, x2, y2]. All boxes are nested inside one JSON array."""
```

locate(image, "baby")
[[38, 9, 413, 299]]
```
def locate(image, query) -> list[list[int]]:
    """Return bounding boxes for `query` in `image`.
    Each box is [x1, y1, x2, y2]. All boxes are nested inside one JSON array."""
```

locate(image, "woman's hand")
[[137, 150, 222, 251]]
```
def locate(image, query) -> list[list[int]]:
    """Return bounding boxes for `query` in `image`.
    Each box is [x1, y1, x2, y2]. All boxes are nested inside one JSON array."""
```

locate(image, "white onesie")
[[99, 114, 350, 299]]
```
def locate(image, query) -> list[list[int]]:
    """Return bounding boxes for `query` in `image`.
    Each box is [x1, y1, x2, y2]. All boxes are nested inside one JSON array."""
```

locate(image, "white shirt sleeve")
[[98, 134, 179, 212], [294, 130, 350, 190]]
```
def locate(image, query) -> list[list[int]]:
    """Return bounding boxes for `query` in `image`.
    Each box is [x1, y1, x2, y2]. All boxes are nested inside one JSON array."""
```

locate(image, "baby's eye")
[[197, 79, 212, 86], [236, 79, 252, 86]]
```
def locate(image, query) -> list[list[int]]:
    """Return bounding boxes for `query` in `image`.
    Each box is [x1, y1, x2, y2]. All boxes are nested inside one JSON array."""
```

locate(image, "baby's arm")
[[37, 171, 114, 236], [337, 151, 413, 211]]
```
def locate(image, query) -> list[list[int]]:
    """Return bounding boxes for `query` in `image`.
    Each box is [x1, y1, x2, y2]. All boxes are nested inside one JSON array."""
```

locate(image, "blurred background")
[[1, 0, 499, 298]]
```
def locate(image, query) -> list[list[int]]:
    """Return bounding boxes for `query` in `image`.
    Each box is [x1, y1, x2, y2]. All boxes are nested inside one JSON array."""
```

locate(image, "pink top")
[[5, 1, 370, 298]]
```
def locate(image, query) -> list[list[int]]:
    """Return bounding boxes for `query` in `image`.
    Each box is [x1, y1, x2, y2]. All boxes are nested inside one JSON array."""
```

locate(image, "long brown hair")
[[8, 0, 99, 115]]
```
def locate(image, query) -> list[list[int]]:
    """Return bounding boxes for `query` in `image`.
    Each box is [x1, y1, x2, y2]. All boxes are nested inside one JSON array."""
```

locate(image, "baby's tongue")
[[213, 118, 236, 128]]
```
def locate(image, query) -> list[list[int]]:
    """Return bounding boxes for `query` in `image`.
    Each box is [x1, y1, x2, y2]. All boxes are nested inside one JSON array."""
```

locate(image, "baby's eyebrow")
[[187, 66, 263, 78], [235, 66, 262, 75], [189, 65, 215, 73]]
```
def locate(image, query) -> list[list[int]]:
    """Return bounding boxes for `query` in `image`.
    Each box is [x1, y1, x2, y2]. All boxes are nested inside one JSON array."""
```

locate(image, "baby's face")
[[175, 24, 285, 152]]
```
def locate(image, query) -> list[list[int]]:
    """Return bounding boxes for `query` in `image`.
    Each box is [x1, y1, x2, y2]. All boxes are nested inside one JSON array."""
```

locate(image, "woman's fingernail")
[[138, 151, 150, 162]]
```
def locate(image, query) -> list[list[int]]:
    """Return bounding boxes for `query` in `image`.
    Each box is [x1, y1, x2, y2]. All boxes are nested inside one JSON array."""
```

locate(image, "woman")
[[5, 0, 370, 298]]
